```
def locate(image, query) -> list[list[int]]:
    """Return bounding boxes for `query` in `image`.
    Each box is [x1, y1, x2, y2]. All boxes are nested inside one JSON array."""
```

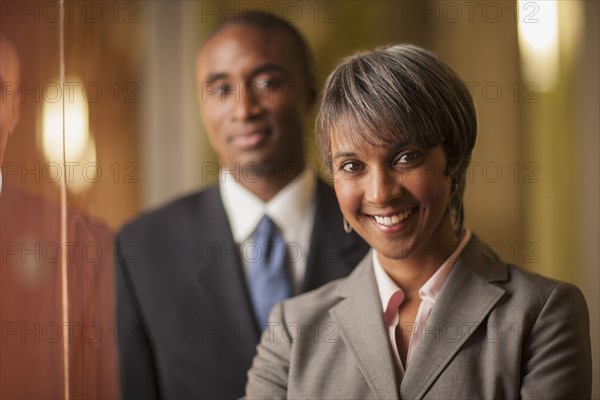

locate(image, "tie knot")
[[255, 215, 276, 238], [251, 215, 286, 265]]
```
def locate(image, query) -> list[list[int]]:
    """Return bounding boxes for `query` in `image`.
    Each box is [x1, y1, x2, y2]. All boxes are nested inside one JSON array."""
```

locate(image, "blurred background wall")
[[1, 0, 598, 398]]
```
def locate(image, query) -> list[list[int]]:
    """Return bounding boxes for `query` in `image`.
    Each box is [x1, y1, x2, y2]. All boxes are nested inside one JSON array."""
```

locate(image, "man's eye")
[[256, 79, 280, 89], [215, 83, 230, 95]]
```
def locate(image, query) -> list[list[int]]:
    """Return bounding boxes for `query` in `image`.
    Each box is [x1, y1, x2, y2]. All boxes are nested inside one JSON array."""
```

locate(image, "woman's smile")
[[365, 206, 418, 232]]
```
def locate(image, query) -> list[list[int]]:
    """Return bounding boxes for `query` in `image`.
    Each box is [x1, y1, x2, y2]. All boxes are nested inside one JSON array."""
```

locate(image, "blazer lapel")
[[303, 180, 367, 291], [188, 187, 259, 342], [400, 235, 508, 399], [330, 254, 400, 400]]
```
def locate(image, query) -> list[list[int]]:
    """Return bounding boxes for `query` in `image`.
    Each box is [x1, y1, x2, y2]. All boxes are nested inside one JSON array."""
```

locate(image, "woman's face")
[[330, 132, 456, 265]]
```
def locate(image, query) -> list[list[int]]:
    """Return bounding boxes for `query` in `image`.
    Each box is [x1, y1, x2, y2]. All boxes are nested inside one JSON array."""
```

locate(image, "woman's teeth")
[[373, 209, 413, 227]]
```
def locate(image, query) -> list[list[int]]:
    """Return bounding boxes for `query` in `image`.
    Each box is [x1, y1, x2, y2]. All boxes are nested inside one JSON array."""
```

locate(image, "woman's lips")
[[367, 207, 417, 233]]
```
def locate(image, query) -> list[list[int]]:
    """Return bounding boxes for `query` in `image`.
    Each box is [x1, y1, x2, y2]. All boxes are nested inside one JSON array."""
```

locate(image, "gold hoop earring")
[[343, 218, 352, 234]]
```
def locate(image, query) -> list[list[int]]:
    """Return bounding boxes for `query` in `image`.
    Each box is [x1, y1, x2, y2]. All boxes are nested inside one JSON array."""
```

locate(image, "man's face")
[[196, 25, 313, 173], [0, 38, 20, 167]]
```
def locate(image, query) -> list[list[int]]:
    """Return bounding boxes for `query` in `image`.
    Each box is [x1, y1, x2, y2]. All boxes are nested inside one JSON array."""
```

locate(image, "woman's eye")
[[340, 161, 363, 173], [396, 151, 423, 166]]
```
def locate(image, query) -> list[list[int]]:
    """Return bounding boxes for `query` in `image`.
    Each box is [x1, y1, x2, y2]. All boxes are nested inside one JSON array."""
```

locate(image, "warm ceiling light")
[[41, 78, 96, 193], [517, 0, 559, 92]]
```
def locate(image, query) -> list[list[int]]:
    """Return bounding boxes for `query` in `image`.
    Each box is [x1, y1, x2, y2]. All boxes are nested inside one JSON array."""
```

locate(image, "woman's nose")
[[364, 168, 404, 206]]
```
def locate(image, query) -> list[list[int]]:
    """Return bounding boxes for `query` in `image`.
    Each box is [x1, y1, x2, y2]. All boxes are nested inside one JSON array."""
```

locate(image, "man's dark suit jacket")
[[116, 180, 369, 399]]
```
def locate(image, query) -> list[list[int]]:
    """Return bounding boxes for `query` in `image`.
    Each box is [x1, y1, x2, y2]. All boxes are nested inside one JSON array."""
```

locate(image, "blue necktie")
[[247, 216, 291, 327]]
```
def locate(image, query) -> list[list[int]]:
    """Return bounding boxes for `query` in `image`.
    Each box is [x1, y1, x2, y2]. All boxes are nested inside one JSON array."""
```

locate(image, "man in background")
[[116, 11, 369, 399]]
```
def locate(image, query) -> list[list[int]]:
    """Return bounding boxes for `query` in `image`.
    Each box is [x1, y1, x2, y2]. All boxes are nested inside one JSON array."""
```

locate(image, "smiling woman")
[[320, 44, 475, 284], [245, 44, 592, 399]]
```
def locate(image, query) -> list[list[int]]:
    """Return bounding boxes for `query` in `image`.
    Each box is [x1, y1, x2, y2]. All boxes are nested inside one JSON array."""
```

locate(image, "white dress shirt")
[[373, 228, 472, 382], [219, 168, 316, 294]]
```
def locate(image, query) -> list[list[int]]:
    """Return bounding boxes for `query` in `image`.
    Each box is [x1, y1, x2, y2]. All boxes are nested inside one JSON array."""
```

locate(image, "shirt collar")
[[373, 228, 472, 326], [373, 251, 404, 325], [419, 229, 472, 302], [219, 168, 316, 243]]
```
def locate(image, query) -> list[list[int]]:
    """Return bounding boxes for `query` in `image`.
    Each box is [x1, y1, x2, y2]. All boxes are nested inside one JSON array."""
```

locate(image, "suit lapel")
[[400, 235, 507, 399], [303, 181, 367, 291], [330, 254, 400, 400], [188, 187, 259, 340]]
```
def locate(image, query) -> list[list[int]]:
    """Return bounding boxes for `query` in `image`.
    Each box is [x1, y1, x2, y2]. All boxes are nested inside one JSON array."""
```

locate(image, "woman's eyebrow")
[[332, 140, 417, 160], [333, 151, 357, 159], [390, 141, 412, 150]]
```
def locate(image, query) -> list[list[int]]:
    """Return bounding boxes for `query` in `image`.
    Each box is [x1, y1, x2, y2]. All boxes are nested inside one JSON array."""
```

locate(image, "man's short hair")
[[202, 10, 315, 96]]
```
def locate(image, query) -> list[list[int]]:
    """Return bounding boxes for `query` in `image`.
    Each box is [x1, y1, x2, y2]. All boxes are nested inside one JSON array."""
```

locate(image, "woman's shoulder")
[[503, 262, 588, 316], [504, 261, 580, 293], [466, 233, 587, 317]]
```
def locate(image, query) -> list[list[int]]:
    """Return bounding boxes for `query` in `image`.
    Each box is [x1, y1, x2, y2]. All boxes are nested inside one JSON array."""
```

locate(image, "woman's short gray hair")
[[316, 44, 477, 231]]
